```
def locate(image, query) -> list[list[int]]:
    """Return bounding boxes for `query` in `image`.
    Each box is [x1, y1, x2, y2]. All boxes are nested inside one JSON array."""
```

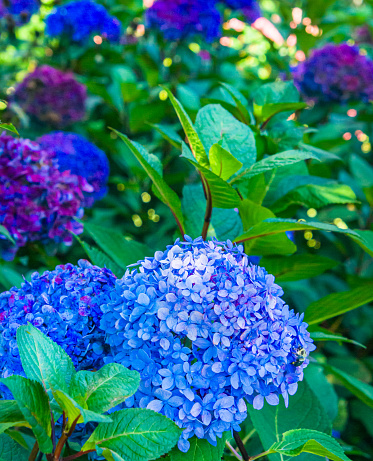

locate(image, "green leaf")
[[234, 218, 373, 257], [248, 380, 331, 461], [349, 154, 373, 188], [16, 323, 75, 396], [269, 429, 351, 461], [304, 284, 373, 325], [53, 389, 112, 427], [239, 199, 296, 256], [0, 401, 26, 424], [230, 150, 320, 184], [260, 254, 338, 282], [0, 123, 19, 135], [0, 434, 29, 460], [0, 423, 26, 434], [209, 143, 243, 181], [150, 123, 182, 149], [0, 265, 24, 290], [272, 183, 357, 213], [254, 102, 307, 125], [309, 327, 366, 348], [75, 235, 124, 277], [96, 446, 126, 461], [70, 363, 140, 414], [195, 104, 256, 171], [219, 82, 252, 124], [253, 81, 300, 106], [83, 221, 152, 270], [113, 130, 185, 233], [169, 433, 228, 461], [184, 156, 241, 209], [0, 225, 15, 244], [322, 364, 373, 408], [82, 408, 182, 461], [163, 87, 209, 168], [0, 376, 52, 453]]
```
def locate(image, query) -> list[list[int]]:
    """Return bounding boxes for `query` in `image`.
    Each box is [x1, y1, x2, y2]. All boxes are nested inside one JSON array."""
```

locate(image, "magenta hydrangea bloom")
[[38, 132, 110, 206], [146, 0, 222, 42], [0, 133, 93, 260], [0, 0, 39, 25], [293, 43, 373, 103], [11, 66, 86, 127], [0, 260, 116, 398], [101, 236, 315, 452]]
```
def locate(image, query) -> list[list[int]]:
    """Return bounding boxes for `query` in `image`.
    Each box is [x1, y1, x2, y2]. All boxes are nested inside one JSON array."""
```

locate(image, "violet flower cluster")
[[11, 65, 86, 128], [0, 0, 39, 25], [45, 0, 121, 44], [0, 133, 92, 260], [219, 0, 260, 22], [146, 0, 222, 42], [101, 236, 315, 452], [293, 43, 373, 103], [0, 260, 116, 398], [38, 132, 110, 206]]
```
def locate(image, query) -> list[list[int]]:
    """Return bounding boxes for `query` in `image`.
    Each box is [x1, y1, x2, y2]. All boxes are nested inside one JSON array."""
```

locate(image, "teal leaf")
[[0, 434, 29, 460], [83, 221, 152, 270], [163, 87, 209, 168], [260, 254, 338, 282], [16, 323, 76, 395], [304, 284, 373, 325], [253, 81, 300, 106], [269, 429, 351, 461], [0, 225, 15, 244], [149, 123, 182, 149], [82, 408, 182, 461], [209, 143, 243, 181], [70, 363, 140, 414], [0, 376, 53, 453], [113, 130, 185, 234]]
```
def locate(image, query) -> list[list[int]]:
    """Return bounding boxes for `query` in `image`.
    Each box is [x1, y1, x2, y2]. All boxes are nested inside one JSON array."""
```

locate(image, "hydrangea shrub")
[[101, 237, 315, 452], [46, 0, 121, 44], [38, 132, 110, 205], [0, 0, 39, 25], [0, 260, 116, 398], [11, 65, 86, 127], [293, 43, 373, 103], [0, 133, 92, 259]]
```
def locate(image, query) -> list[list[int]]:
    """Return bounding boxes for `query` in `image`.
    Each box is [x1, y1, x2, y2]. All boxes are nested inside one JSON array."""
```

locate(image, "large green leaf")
[[253, 81, 300, 106], [195, 104, 256, 172], [83, 222, 152, 270], [304, 284, 373, 325], [234, 218, 373, 257], [260, 254, 338, 282], [113, 130, 185, 233], [76, 237, 124, 277], [239, 200, 296, 256], [163, 87, 209, 168], [0, 434, 29, 461], [268, 429, 351, 461], [169, 433, 228, 461], [0, 401, 25, 424], [149, 123, 182, 149], [16, 323, 75, 396], [248, 380, 331, 461], [70, 363, 140, 414], [309, 327, 366, 349], [209, 143, 243, 181], [230, 150, 320, 184], [219, 82, 251, 124], [254, 102, 307, 125], [82, 408, 182, 461], [0, 376, 53, 453]]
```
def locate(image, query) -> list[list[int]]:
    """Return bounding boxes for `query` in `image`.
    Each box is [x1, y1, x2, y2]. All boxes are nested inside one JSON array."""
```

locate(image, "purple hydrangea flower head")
[[0, 133, 93, 260], [146, 0, 222, 42], [101, 236, 315, 452], [219, 0, 260, 22], [11, 65, 86, 128], [293, 43, 373, 103], [45, 0, 121, 44], [38, 132, 110, 206], [0, 0, 39, 25], [0, 260, 116, 398]]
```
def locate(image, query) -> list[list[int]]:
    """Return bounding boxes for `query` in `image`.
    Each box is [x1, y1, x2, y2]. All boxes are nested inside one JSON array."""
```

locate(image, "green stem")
[[249, 450, 272, 461], [242, 428, 256, 445], [225, 440, 243, 460], [201, 177, 212, 240]]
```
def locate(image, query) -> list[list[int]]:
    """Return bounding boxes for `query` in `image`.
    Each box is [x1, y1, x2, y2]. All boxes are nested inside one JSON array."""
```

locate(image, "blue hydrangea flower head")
[[101, 236, 315, 452], [146, 0, 222, 42], [0, 0, 39, 25], [219, 0, 260, 22], [0, 260, 116, 398], [293, 43, 373, 103], [38, 132, 110, 206], [45, 0, 121, 44]]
